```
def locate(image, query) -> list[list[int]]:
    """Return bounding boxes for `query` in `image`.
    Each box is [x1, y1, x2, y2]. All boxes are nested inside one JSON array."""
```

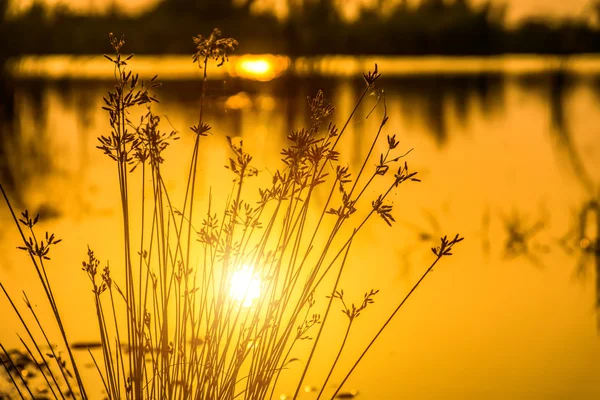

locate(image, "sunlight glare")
[[240, 59, 271, 75], [232, 55, 290, 81], [230, 265, 261, 307]]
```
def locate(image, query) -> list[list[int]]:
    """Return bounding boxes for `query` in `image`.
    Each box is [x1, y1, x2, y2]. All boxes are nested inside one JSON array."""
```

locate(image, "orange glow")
[[231, 55, 289, 81], [3, 55, 600, 399], [229, 265, 261, 307], [240, 59, 270, 75], [10, 55, 600, 80]]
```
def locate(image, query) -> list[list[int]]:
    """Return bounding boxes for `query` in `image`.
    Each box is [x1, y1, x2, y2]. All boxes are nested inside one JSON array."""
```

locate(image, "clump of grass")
[[0, 29, 463, 399]]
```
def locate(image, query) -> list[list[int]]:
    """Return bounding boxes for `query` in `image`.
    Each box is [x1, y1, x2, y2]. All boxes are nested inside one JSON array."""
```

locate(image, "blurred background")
[[1, 0, 600, 399], [2, 0, 600, 55]]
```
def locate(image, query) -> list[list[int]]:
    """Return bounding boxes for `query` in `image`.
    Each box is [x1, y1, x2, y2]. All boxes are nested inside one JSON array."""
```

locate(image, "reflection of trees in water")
[[499, 208, 550, 268], [388, 75, 505, 146], [521, 70, 600, 328], [553, 72, 600, 322], [492, 201, 599, 330], [0, 73, 508, 225], [0, 79, 51, 207], [4, 74, 599, 318], [137, 74, 508, 152], [547, 72, 597, 194], [275, 75, 505, 149], [560, 199, 600, 328], [523, 70, 596, 177], [0, 79, 97, 215], [388, 71, 600, 328], [589, 76, 600, 107], [547, 71, 599, 314], [0, 76, 16, 215], [277, 75, 507, 162], [55, 80, 96, 128]]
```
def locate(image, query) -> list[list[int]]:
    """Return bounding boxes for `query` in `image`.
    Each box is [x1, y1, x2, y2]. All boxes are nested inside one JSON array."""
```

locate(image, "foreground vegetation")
[[0, 30, 462, 399]]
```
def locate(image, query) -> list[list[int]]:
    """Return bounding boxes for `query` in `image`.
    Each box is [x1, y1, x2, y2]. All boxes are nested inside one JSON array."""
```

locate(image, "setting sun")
[[229, 265, 261, 307], [231, 55, 290, 81], [240, 59, 270, 75]]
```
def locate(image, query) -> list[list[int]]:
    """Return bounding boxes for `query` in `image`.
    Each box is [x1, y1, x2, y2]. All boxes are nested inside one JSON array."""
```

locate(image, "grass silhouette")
[[0, 30, 463, 399]]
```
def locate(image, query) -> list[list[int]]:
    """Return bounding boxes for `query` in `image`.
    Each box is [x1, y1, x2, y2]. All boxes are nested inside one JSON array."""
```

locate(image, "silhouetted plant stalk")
[[0, 29, 463, 399], [330, 234, 464, 399], [0, 185, 88, 399]]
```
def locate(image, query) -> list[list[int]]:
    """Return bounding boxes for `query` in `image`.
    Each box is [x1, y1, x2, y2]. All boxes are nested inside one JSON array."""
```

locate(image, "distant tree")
[[159, 0, 256, 18], [285, 0, 343, 54], [593, 1, 600, 27], [418, 0, 446, 13], [0, 0, 8, 64]]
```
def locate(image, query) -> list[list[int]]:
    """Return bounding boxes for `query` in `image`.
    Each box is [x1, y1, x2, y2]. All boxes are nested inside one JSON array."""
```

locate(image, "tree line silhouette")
[[1, 0, 599, 57]]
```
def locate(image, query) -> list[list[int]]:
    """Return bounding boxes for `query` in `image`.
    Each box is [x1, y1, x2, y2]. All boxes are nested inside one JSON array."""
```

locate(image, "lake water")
[[1, 55, 600, 399]]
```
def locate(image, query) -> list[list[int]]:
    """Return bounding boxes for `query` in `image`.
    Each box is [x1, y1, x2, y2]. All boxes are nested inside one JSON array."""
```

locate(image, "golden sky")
[[9, 0, 591, 23]]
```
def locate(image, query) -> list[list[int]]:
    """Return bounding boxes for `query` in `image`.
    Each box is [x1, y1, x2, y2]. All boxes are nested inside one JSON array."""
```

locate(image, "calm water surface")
[[1, 57, 600, 399]]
